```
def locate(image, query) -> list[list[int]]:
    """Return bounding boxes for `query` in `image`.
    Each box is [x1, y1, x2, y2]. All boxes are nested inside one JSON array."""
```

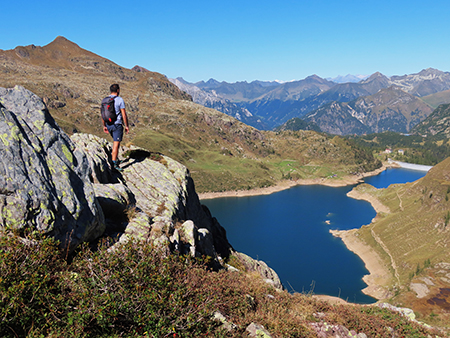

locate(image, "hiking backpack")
[[101, 96, 117, 125]]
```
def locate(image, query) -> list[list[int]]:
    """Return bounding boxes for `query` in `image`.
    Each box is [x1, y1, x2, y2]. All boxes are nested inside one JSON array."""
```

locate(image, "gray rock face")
[[0, 86, 104, 250]]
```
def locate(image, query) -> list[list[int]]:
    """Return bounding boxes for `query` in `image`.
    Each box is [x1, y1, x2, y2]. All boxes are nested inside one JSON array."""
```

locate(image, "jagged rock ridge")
[[176, 69, 450, 131]]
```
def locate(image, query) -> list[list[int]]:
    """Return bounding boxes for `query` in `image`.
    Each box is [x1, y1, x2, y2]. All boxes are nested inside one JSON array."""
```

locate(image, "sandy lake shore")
[[198, 165, 388, 200], [346, 189, 390, 214], [330, 229, 393, 301]]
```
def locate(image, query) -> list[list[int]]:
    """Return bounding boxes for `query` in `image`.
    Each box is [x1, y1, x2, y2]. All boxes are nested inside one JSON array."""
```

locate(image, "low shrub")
[[0, 234, 66, 337]]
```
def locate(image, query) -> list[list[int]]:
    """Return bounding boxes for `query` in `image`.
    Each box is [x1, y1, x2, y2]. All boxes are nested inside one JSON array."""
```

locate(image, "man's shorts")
[[106, 124, 124, 142]]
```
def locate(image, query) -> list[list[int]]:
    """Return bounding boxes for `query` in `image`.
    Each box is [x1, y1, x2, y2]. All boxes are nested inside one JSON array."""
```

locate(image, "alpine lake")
[[202, 167, 428, 304]]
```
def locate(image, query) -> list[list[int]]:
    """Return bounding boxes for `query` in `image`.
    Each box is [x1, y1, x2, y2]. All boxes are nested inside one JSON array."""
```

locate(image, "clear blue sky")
[[2, 0, 450, 83]]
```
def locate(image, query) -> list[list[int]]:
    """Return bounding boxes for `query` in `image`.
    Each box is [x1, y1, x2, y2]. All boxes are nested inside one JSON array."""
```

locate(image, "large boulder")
[[0, 86, 104, 250]]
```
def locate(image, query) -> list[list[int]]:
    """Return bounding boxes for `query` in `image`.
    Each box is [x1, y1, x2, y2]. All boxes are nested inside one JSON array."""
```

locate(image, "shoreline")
[[346, 189, 390, 214], [330, 229, 393, 301], [199, 164, 388, 200]]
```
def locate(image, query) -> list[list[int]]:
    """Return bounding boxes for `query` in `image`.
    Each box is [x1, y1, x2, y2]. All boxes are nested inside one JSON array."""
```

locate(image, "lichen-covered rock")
[[71, 133, 233, 262], [0, 86, 104, 250], [93, 183, 134, 220], [232, 251, 283, 290], [71, 133, 114, 183], [213, 311, 237, 332], [246, 323, 272, 338]]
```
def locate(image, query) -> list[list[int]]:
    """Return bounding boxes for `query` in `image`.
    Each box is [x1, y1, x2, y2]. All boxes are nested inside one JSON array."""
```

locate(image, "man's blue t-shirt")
[[110, 95, 125, 125]]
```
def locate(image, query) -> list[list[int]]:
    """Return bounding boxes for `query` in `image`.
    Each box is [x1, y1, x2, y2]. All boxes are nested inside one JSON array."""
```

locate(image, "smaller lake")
[[364, 166, 429, 189], [202, 167, 428, 304]]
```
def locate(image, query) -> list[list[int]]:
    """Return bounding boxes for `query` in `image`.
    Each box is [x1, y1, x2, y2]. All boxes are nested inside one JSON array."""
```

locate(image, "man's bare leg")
[[112, 141, 120, 162]]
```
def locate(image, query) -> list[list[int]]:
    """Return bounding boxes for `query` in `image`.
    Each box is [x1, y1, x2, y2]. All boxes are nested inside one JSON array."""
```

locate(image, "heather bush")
[[0, 233, 66, 337], [0, 235, 223, 337], [63, 241, 222, 337]]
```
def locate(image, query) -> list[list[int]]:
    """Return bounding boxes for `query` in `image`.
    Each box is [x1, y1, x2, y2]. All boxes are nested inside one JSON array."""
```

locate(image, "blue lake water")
[[364, 167, 428, 189], [202, 167, 428, 304]]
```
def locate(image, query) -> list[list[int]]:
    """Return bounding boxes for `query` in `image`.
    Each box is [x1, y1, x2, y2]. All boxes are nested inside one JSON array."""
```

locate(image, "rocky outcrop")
[[231, 252, 283, 289], [71, 133, 233, 262], [0, 86, 104, 251], [0, 85, 227, 259], [246, 323, 273, 337]]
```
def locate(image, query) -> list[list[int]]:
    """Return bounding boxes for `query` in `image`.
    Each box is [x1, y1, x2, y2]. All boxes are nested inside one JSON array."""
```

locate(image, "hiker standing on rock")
[[101, 83, 129, 171]]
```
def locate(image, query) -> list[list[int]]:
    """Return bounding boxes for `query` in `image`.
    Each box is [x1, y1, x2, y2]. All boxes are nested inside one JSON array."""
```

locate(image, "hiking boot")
[[113, 160, 122, 172]]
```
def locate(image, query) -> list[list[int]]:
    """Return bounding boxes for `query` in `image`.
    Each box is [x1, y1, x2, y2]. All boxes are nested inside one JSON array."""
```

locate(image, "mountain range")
[[172, 68, 450, 135], [302, 85, 433, 135], [169, 77, 268, 129]]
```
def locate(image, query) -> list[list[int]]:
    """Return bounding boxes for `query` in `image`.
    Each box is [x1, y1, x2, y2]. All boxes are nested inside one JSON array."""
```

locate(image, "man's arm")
[[102, 119, 108, 133], [121, 108, 129, 134]]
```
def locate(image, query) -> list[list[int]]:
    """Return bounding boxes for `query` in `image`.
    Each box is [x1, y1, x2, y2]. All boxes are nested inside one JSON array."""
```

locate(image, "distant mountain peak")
[[45, 36, 83, 50], [422, 67, 439, 72], [132, 65, 150, 73], [367, 71, 385, 79], [173, 77, 190, 85], [206, 78, 221, 85], [7, 36, 97, 66], [327, 74, 369, 83], [418, 67, 445, 76], [359, 72, 389, 85]]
